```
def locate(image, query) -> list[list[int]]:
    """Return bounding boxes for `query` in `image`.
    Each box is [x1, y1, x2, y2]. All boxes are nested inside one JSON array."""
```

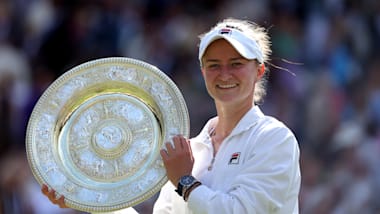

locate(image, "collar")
[[192, 106, 264, 145], [227, 105, 264, 138]]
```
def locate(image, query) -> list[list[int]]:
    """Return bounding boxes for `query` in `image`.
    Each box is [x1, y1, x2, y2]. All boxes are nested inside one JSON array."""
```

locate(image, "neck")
[[212, 101, 253, 139]]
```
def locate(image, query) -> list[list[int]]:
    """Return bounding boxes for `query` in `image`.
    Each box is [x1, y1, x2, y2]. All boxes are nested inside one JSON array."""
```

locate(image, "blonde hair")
[[199, 18, 272, 104]]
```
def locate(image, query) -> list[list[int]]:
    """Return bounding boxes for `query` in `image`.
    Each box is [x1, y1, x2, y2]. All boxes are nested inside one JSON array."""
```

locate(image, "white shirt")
[[153, 106, 301, 214]]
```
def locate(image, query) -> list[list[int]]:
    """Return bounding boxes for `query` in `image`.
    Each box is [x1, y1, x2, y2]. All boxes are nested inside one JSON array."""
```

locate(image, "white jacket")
[[153, 106, 301, 214]]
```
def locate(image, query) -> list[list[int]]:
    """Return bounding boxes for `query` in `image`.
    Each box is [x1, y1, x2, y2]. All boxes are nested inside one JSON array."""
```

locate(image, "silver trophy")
[[26, 57, 190, 212]]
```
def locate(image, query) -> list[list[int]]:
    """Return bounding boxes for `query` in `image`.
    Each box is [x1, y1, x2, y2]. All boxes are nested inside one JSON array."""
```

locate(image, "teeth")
[[218, 84, 237, 89]]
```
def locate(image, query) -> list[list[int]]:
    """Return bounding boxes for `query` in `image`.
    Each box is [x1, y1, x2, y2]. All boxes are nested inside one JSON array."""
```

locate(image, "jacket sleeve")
[[187, 125, 301, 214], [152, 181, 175, 214]]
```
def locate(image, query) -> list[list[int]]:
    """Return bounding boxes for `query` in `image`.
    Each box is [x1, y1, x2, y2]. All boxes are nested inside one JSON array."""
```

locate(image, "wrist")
[[175, 175, 201, 201]]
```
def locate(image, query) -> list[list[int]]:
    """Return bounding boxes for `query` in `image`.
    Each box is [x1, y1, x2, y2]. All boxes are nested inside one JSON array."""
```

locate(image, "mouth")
[[217, 83, 238, 89]]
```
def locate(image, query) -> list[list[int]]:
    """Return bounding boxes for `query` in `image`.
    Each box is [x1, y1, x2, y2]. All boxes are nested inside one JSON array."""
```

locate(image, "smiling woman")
[[41, 18, 301, 214], [154, 18, 301, 214]]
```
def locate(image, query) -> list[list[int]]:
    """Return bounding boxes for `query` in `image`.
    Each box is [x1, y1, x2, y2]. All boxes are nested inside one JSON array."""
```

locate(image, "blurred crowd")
[[0, 0, 380, 213]]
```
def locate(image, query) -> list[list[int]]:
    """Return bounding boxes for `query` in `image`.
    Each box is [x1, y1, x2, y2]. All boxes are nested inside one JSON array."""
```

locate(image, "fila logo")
[[229, 152, 241, 165], [219, 28, 232, 35]]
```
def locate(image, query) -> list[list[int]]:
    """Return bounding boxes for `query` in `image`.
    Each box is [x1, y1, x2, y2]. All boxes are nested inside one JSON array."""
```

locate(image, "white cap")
[[198, 26, 264, 64]]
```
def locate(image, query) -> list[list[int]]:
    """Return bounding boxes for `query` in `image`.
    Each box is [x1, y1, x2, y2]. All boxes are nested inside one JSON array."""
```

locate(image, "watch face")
[[181, 175, 195, 185]]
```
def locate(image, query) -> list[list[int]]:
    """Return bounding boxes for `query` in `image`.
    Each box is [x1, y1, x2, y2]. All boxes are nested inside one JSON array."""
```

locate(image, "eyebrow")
[[204, 57, 246, 63], [230, 57, 246, 61], [204, 59, 220, 64]]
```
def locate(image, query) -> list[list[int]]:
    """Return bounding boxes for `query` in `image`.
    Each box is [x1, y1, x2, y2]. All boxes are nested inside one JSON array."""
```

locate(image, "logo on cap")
[[219, 28, 232, 35]]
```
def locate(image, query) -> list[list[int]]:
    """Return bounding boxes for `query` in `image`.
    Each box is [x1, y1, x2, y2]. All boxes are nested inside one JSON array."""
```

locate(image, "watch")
[[175, 175, 198, 197]]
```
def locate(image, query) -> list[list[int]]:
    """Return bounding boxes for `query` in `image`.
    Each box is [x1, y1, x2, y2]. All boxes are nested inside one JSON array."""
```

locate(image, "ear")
[[201, 67, 206, 77], [257, 64, 265, 78]]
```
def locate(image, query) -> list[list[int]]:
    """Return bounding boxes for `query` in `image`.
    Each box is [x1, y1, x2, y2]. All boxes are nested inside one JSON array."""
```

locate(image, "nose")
[[218, 65, 233, 81]]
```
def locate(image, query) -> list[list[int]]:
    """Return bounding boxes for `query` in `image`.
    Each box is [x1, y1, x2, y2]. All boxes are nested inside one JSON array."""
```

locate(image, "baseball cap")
[[198, 26, 264, 64]]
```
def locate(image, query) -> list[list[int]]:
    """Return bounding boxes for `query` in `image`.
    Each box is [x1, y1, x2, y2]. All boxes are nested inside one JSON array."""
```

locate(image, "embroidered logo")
[[228, 152, 241, 164], [219, 28, 232, 35]]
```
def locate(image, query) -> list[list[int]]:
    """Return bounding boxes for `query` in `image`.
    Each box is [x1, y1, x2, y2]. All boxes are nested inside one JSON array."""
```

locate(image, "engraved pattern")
[[26, 57, 189, 212], [66, 97, 155, 181]]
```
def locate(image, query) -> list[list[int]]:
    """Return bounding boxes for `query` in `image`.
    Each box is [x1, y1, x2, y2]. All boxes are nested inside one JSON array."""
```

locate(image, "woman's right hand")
[[41, 184, 69, 208]]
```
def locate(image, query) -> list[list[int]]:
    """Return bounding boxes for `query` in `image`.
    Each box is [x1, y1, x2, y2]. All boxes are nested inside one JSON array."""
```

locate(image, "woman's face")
[[201, 39, 263, 107]]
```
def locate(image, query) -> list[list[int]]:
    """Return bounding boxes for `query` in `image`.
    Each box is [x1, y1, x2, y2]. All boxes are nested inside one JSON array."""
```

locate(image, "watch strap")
[[183, 181, 202, 201], [175, 184, 183, 196]]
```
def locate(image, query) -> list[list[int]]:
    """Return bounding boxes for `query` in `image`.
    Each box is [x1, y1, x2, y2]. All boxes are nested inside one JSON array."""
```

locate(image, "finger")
[[184, 138, 194, 160], [41, 184, 49, 195], [57, 196, 68, 208], [48, 189, 58, 202], [42, 184, 56, 200], [165, 141, 175, 153], [160, 149, 169, 159], [173, 136, 184, 150], [179, 136, 187, 149]]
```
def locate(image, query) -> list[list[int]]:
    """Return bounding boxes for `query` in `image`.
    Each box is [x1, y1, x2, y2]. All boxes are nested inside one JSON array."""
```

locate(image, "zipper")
[[207, 126, 217, 171], [208, 157, 215, 171]]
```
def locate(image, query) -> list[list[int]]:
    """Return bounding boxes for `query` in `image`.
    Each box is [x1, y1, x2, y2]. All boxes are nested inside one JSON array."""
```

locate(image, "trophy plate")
[[26, 57, 189, 212]]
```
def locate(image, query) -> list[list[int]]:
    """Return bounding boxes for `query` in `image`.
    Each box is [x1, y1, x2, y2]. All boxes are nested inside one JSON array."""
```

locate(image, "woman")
[[43, 18, 301, 214]]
